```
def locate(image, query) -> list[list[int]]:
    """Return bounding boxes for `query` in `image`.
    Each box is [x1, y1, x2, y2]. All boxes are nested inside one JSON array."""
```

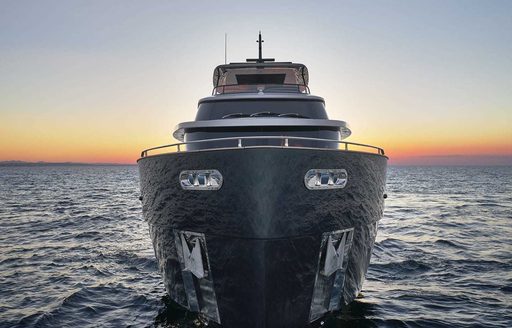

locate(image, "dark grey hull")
[[138, 148, 387, 327]]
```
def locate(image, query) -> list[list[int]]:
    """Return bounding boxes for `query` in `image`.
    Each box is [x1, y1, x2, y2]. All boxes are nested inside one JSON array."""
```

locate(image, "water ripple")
[[0, 165, 511, 327]]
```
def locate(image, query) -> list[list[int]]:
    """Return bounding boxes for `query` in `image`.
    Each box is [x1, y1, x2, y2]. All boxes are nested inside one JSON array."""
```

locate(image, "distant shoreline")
[[0, 160, 511, 168], [0, 161, 136, 167]]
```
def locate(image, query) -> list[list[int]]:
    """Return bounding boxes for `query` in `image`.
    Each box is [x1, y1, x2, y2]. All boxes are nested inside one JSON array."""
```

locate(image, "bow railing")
[[140, 136, 385, 158]]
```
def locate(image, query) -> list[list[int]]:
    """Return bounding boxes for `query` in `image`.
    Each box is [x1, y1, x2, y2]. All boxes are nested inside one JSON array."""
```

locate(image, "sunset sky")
[[1, 0, 511, 165]]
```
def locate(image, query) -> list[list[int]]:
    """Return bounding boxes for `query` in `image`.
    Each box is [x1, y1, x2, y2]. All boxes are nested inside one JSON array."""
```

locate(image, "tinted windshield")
[[214, 67, 308, 94], [196, 99, 328, 120]]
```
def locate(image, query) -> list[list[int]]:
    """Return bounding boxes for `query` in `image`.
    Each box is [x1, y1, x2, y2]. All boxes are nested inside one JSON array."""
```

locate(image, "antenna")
[[246, 31, 275, 63], [257, 30, 263, 61], [224, 33, 227, 64]]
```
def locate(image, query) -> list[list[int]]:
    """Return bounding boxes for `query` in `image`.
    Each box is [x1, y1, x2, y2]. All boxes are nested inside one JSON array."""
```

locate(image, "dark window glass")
[[235, 74, 286, 85], [196, 100, 328, 120]]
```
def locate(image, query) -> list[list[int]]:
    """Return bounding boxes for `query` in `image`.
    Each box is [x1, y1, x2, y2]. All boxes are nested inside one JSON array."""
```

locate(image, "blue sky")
[[1, 0, 511, 163]]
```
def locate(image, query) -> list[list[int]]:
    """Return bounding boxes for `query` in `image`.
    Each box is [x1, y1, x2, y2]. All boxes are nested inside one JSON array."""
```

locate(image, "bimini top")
[[212, 33, 309, 95], [213, 62, 309, 88]]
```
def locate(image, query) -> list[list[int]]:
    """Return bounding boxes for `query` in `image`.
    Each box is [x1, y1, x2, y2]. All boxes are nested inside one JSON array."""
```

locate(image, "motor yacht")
[[138, 33, 387, 327]]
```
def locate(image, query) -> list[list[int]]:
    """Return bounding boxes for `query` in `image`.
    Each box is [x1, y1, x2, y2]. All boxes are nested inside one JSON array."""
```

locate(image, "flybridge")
[[212, 32, 309, 94]]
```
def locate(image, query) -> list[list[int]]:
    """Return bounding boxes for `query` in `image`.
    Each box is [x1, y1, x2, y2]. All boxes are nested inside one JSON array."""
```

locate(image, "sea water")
[[0, 165, 510, 327]]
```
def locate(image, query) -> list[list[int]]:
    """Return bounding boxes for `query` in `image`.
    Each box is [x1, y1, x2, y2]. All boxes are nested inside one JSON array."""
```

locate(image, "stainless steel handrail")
[[212, 84, 310, 95], [140, 136, 385, 158]]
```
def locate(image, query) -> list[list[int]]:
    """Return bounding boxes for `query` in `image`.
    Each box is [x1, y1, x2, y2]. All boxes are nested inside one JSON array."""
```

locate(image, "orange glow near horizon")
[[1, 89, 510, 165], [1, 117, 510, 165], [1, 96, 511, 165]]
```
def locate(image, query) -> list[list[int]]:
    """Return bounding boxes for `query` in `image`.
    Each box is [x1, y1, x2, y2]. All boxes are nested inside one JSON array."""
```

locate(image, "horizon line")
[[2, 157, 512, 167]]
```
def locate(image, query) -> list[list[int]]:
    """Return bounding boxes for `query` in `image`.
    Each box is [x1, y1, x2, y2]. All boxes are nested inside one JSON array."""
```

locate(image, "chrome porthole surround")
[[179, 170, 223, 190], [304, 169, 348, 190]]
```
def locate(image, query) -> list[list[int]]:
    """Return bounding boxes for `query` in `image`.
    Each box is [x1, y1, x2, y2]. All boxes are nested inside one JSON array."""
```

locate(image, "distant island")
[[0, 161, 135, 166]]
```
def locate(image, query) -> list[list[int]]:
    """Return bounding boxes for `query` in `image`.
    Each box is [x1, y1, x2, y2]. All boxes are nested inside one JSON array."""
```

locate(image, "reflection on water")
[[309, 297, 379, 328], [0, 165, 511, 327], [154, 296, 225, 328], [154, 296, 206, 328], [155, 295, 379, 328]]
